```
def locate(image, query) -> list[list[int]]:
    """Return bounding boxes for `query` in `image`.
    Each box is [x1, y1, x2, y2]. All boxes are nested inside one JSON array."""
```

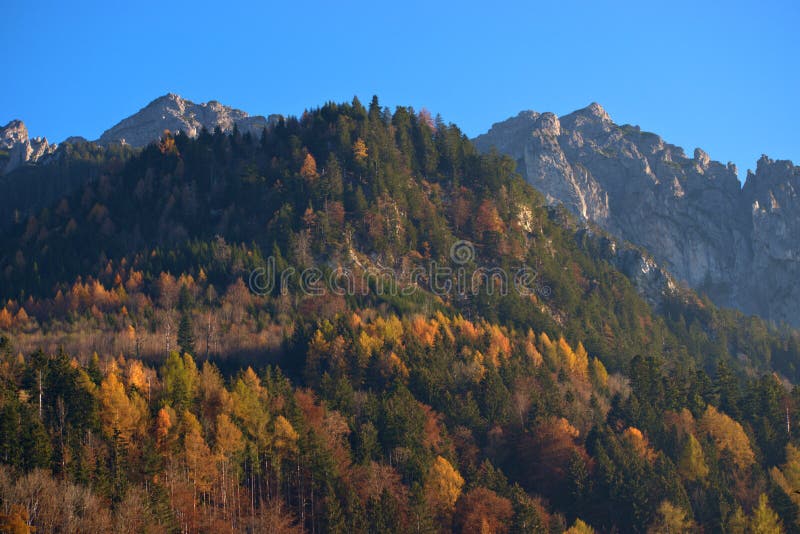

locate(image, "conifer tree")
[[177, 312, 195, 356]]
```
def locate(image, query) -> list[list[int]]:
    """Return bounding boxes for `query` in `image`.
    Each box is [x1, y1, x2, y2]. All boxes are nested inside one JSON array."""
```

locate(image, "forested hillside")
[[1, 97, 799, 533]]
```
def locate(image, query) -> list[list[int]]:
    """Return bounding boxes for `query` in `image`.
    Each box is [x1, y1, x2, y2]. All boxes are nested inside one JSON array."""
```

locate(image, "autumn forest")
[[1, 98, 800, 533]]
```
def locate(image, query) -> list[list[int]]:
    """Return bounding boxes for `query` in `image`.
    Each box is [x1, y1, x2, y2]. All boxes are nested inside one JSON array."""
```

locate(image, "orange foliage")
[[454, 487, 514, 534], [125, 270, 144, 293], [421, 404, 445, 452], [14, 308, 29, 329], [524, 330, 544, 367], [155, 407, 173, 453], [453, 316, 481, 344], [485, 324, 512, 367], [300, 153, 318, 180], [475, 199, 504, 234], [623, 427, 656, 461], [352, 138, 368, 162], [409, 315, 439, 347], [0, 308, 11, 330], [517, 417, 584, 497]]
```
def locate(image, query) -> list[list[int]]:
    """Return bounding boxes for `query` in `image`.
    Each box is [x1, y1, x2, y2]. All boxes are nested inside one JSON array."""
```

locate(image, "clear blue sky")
[[2, 0, 797, 180]]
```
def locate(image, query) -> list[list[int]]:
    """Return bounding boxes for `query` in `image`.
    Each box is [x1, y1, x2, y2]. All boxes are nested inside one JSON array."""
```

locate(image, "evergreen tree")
[[177, 312, 195, 356], [20, 405, 51, 470]]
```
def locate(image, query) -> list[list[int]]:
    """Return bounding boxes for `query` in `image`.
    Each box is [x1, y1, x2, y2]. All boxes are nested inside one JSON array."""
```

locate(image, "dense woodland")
[[1, 97, 799, 532]]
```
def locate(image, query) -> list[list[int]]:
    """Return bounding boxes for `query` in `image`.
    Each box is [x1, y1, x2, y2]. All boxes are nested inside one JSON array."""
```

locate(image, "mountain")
[[475, 104, 800, 326], [0, 119, 56, 174], [0, 94, 283, 226], [0, 94, 281, 176], [96, 93, 280, 147], [1, 97, 800, 532]]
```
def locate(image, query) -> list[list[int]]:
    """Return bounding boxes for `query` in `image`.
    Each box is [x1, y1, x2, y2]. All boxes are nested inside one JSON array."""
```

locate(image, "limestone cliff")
[[475, 104, 800, 326]]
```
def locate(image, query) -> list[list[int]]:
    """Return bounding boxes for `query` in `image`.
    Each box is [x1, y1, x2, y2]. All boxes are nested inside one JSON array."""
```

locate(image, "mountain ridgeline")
[[0, 96, 799, 532], [474, 104, 800, 327]]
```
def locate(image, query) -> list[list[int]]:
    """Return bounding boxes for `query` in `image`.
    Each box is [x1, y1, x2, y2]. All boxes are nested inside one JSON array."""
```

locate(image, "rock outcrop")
[[475, 104, 800, 326], [96, 93, 279, 147], [0, 120, 55, 174]]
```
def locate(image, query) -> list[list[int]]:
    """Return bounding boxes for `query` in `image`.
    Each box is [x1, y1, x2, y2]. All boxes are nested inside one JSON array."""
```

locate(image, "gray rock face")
[[475, 104, 800, 326], [0, 120, 55, 174], [1, 120, 28, 150], [96, 93, 279, 147]]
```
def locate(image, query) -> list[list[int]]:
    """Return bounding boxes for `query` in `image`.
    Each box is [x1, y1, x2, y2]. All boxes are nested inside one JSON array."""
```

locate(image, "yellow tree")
[[523, 330, 543, 367], [182, 410, 216, 494], [231, 367, 271, 450], [678, 433, 709, 481], [573, 341, 590, 379], [125, 359, 148, 393], [749, 494, 784, 533], [565, 518, 596, 534], [97, 370, 146, 443], [647, 501, 696, 533], [771, 444, 800, 516], [273, 415, 299, 456], [214, 413, 244, 514], [300, 153, 318, 181], [538, 332, 558, 367], [699, 405, 755, 469], [352, 138, 368, 163], [425, 456, 464, 516]]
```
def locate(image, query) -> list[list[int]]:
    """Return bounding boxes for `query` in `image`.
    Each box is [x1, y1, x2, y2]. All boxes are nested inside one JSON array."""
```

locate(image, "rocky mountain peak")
[[1, 120, 29, 150], [582, 102, 611, 121], [693, 148, 711, 168], [96, 93, 276, 147], [563, 102, 611, 123], [475, 104, 800, 326], [0, 119, 56, 174]]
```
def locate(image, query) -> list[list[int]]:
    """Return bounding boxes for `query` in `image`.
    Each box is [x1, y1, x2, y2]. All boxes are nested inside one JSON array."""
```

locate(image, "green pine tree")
[[177, 313, 195, 356]]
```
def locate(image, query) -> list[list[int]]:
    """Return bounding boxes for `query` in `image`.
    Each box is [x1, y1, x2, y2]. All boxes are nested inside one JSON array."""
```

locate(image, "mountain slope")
[[2, 97, 800, 532], [475, 104, 800, 326]]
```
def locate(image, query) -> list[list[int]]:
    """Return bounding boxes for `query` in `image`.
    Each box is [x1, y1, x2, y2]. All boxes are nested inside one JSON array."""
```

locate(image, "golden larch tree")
[[300, 153, 318, 181]]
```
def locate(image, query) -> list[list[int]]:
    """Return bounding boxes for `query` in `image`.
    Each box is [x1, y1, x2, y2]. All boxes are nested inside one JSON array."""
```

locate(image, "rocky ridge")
[[0, 120, 56, 174], [1, 94, 282, 175], [475, 104, 800, 326], [96, 93, 279, 147]]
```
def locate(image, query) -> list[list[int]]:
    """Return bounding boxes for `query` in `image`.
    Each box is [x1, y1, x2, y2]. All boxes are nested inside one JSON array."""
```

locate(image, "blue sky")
[[2, 0, 797, 180]]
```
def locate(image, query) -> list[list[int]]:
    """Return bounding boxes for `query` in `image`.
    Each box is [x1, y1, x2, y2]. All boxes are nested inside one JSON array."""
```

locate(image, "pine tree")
[[0, 401, 21, 466], [21, 405, 51, 470], [177, 312, 195, 356], [323, 482, 347, 534]]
